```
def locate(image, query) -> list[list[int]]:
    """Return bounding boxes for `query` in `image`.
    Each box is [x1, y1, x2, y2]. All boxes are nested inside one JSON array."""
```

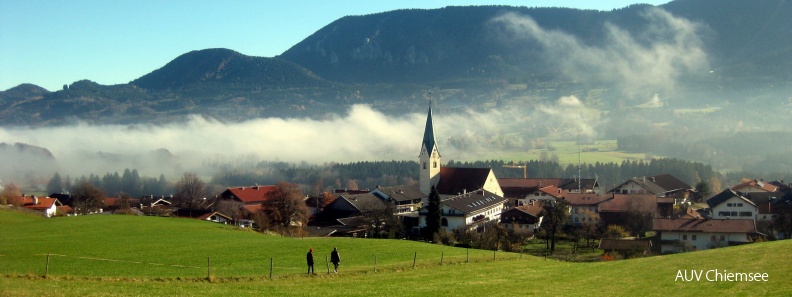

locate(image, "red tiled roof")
[[537, 185, 566, 199], [16, 197, 60, 210], [653, 218, 756, 233], [242, 204, 265, 214], [498, 178, 562, 188], [515, 202, 543, 217], [730, 179, 778, 193], [225, 185, 276, 203]]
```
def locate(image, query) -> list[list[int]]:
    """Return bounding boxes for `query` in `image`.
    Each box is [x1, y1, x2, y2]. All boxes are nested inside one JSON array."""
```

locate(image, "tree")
[[772, 199, 792, 240], [1, 183, 22, 205], [354, 198, 401, 238], [173, 172, 207, 214], [264, 182, 309, 236], [46, 173, 63, 194], [602, 225, 630, 239], [540, 200, 569, 254], [692, 181, 711, 203], [424, 185, 442, 240], [624, 196, 655, 237], [71, 180, 106, 214]]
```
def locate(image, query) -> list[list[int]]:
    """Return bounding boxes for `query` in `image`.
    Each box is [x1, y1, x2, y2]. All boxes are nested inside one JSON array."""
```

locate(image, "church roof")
[[421, 106, 439, 155], [436, 167, 493, 196]]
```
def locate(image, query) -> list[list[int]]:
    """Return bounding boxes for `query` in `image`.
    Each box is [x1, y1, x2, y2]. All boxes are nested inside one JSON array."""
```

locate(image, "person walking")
[[306, 248, 315, 274], [330, 247, 341, 273]]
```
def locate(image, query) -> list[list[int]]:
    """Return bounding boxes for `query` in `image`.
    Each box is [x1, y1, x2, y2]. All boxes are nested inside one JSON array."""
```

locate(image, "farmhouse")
[[609, 174, 693, 199], [653, 218, 760, 253], [219, 185, 276, 205], [730, 179, 778, 193], [706, 189, 758, 220], [14, 196, 62, 217], [500, 201, 543, 231], [420, 189, 506, 231]]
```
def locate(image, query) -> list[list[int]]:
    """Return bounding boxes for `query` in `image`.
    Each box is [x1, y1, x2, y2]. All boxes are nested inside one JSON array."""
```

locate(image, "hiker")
[[330, 247, 341, 273], [306, 248, 315, 274]]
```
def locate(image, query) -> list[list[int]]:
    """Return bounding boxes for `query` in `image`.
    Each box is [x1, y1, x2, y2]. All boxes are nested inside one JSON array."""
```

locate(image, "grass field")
[[2, 209, 790, 296], [464, 140, 655, 166]]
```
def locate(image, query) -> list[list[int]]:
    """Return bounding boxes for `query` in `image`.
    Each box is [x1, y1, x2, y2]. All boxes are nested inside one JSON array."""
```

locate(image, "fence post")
[[269, 258, 273, 279], [413, 251, 417, 268], [45, 253, 50, 277], [466, 249, 469, 263], [325, 255, 330, 274], [207, 257, 211, 279], [374, 255, 377, 272], [440, 252, 444, 265]]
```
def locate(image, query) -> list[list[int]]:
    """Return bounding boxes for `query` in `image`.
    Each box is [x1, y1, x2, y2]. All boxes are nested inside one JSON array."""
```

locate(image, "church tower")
[[419, 104, 441, 195]]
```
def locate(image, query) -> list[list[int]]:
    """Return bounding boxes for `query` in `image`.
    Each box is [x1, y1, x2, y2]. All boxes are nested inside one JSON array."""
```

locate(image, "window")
[[720, 235, 725, 241], [737, 203, 743, 207], [711, 235, 716, 241], [682, 235, 687, 240], [739, 212, 752, 217], [692, 235, 697, 240], [731, 211, 738, 216], [719, 211, 730, 217], [727, 203, 733, 207], [423, 162, 426, 169], [433, 161, 437, 168]]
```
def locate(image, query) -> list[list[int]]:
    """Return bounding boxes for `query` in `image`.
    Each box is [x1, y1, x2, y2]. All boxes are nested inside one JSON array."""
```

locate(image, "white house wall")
[[711, 196, 757, 220], [660, 231, 751, 253]]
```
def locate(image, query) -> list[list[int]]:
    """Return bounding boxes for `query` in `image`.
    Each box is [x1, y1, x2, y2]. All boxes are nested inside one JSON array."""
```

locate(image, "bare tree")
[[540, 200, 570, 254], [71, 180, 106, 214], [625, 196, 655, 237], [354, 198, 401, 238], [1, 183, 22, 205], [264, 182, 309, 236], [173, 172, 207, 215]]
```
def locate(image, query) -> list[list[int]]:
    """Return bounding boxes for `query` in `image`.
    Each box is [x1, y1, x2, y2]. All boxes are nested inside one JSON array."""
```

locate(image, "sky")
[[0, 0, 669, 91]]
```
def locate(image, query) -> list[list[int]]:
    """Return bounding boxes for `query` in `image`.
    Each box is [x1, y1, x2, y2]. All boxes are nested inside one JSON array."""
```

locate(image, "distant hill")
[[1, 0, 791, 126], [131, 48, 332, 90]]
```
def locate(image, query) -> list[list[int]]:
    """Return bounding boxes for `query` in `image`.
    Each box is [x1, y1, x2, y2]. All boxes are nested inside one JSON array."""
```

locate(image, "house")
[[653, 218, 759, 253], [564, 193, 613, 225], [371, 185, 424, 214], [102, 197, 142, 214], [744, 192, 781, 222], [420, 189, 506, 232], [500, 201, 543, 231], [706, 189, 758, 220], [219, 185, 276, 205], [316, 192, 388, 225], [515, 185, 566, 207], [499, 178, 599, 194], [196, 211, 233, 224], [598, 238, 652, 256], [140, 197, 172, 216], [609, 174, 693, 199], [15, 196, 62, 217], [730, 179, 778, 193], [597, 193, 657, 229]]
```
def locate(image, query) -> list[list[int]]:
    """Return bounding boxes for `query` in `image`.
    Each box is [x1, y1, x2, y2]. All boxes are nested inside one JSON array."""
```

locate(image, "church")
[[417, 105, 506, 231]]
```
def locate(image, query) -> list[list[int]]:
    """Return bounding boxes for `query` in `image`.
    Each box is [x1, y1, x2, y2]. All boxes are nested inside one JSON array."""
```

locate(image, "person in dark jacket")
[[306, 248, 315, 274], [330, 247, 341, 273]]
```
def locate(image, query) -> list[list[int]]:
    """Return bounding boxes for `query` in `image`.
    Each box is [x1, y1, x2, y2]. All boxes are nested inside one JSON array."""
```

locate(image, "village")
[[4, 105, 790, 259]]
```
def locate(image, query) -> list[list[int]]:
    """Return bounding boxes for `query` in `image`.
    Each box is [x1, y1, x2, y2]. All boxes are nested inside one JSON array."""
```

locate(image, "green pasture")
[[2, 209, 791, 296], [469, 140, 655, 166]]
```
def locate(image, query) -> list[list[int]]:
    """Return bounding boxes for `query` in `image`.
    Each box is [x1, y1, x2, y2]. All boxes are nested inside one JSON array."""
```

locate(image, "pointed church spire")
[[421, 101, 439, 156]]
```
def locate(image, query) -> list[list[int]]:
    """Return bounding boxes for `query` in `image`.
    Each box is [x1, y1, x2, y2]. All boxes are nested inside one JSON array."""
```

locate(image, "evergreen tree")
[[46, 172, 63, 194], [425, 185, 442, 240]]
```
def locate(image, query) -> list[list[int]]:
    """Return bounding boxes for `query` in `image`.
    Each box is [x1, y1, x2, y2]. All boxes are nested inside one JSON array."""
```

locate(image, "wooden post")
[[325, 255, 330, 274], [45, 253, 50, 277], [374, 255, 377, 272], [413, 251, 417, 268], [466, 249, 469, 263], [440, 252, 444, 265], [269, 258, 273, 279], [207, 257, 211, 279]]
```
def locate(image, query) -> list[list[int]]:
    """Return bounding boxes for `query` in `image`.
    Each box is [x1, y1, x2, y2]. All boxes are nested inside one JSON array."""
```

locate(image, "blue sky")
[[0, 0, 668, 91]]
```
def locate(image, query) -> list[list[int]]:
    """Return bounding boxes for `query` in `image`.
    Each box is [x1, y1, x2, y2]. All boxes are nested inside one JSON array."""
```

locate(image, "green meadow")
[[2, 209, 790, 296]]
